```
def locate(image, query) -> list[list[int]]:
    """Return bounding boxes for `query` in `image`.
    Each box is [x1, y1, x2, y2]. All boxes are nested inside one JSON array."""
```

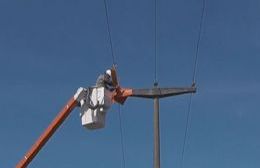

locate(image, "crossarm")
[[132, 86, 196, 99], [113, 85, 196, 104]]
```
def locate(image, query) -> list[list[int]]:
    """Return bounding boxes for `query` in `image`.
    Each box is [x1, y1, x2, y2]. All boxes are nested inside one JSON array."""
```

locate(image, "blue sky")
[[0, 0, 260, 167]]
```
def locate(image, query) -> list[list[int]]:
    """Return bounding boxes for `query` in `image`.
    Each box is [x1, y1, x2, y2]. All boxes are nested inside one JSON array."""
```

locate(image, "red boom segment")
[[16, 97, 78, 168]]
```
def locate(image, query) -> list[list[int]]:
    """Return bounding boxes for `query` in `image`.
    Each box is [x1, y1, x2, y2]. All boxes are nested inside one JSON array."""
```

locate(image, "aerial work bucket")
[[80, 87, 113, 129]]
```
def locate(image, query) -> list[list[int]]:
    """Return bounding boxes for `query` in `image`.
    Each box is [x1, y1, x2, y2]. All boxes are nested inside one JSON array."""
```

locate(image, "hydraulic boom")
[[16, 88, 86, 168]]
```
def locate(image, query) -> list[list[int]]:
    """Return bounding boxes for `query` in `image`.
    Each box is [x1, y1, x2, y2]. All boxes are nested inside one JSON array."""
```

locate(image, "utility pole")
[[112, 67, 197, 168], [123, 83, 196, 168], [153, 82, 160, 168]]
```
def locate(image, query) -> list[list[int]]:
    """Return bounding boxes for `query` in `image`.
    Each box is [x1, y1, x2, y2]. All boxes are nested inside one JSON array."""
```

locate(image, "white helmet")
[[105, 69, 112, 77]]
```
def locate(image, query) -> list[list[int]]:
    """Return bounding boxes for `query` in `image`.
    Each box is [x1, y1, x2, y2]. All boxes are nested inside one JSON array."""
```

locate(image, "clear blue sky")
[[0, 0, 260, 167]]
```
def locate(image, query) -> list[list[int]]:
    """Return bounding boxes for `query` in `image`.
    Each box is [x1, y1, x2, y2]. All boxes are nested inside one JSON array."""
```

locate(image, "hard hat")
[[105, 69, 112, 77]]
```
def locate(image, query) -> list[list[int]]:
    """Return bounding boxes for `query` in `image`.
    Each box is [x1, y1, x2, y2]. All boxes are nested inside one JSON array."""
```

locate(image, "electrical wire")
[[192, 0, 206, 84], [103, 0, 116, 65], [180, 0, 206, 167], [154, 0, 158, 84], [118, 105, 126, 168], [102, 1, 126, 167], [180, 94, 193, 168]]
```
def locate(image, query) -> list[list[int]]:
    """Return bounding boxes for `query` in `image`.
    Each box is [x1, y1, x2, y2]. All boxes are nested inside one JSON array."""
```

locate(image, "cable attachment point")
[[191, 82, 196, 88]]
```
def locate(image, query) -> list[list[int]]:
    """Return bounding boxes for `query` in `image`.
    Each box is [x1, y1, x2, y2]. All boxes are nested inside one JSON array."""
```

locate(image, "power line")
[[192, 0, 206, 84], [103, 0, 116, 65], [180, 94, 193, 168], [103, 1, 125, 167], [180, 0, 206, 167], [118, 105, 126, 168], [154, 0, 158, 84]]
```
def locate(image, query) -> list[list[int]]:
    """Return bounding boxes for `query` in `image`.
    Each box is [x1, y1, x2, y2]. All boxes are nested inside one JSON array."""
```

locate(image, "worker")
[[79, 69, 115, 110], [96, 69, 115, 91], [84, 68, 115, 109]]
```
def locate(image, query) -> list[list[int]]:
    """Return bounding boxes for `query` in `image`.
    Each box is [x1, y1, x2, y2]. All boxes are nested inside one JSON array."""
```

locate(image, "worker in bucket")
[[78, 69, 115, 110], [96, 69, 115, 91]]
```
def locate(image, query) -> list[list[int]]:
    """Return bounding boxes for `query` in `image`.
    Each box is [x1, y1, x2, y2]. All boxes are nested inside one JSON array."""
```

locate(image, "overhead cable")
[[118, 105, 126, 168], [103, 1, 126, 167], [192, 0, 206, 84], [154, 0, 158, 84], [103, 0, 116, 65], [180, 0, 206, 168]]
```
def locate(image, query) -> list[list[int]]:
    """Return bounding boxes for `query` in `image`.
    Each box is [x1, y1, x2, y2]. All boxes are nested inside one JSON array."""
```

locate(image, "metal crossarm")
[[131, 86, 196, 99]]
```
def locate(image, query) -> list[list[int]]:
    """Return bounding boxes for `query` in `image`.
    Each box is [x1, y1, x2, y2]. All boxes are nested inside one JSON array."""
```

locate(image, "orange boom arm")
[[16, 97, 78, 168]]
